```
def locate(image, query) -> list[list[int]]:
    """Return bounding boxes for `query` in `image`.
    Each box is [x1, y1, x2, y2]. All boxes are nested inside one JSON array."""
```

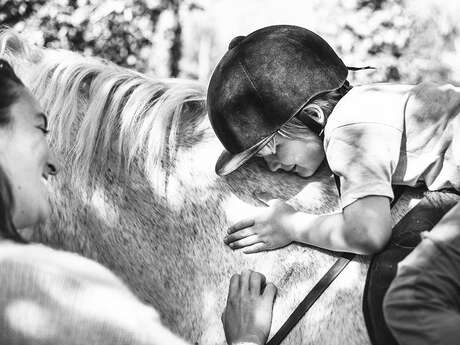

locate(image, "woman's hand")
[[224, 199, 298, 253], [222, 270, 277, 345]]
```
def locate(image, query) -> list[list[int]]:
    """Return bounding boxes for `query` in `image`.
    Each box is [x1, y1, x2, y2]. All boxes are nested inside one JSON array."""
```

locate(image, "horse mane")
[[0, 29, 208, 196]]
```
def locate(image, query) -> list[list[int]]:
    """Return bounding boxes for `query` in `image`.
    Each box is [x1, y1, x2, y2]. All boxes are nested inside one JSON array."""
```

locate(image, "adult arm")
[[222, 270, 277, 345], [383, 201, 460, 345], [0, 241, 189, 345]]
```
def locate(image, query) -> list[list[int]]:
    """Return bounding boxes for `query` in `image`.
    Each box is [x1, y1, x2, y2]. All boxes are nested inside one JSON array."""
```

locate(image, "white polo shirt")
[[324, 82, 460, 208]]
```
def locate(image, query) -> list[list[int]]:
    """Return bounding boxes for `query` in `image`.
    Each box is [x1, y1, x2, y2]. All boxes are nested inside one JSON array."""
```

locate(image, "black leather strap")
[[296, 109, 325, 136], [266, 253, 355, 345]]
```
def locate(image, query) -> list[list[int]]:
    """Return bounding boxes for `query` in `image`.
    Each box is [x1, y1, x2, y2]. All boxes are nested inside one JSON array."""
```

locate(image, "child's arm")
[[291, 195, 392, 254], [224, 195, 392, 255]]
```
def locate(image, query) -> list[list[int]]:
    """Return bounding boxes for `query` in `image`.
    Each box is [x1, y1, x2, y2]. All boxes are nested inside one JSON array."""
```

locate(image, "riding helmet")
[[207, 25, 348, 176]]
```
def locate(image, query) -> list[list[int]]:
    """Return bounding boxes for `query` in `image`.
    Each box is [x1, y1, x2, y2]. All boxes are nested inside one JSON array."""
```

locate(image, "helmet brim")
[[215, 133, 276, 176]]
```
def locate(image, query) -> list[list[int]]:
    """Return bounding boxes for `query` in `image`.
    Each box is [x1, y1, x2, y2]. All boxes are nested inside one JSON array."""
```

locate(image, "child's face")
[[256, 134, 325, 178]]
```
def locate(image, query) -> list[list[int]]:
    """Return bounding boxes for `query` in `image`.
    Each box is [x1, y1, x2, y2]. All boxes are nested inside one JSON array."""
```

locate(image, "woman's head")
[[0, 59, 57, 232]]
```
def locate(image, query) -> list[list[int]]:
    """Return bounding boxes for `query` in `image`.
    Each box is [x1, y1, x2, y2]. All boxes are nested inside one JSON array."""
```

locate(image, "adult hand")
[[222, 270, 277, 345], [224, 199, 298, 253]]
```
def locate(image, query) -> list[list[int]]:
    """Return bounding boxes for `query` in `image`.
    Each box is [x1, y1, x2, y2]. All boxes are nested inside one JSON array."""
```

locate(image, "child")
[[207, 25, 460, 255]]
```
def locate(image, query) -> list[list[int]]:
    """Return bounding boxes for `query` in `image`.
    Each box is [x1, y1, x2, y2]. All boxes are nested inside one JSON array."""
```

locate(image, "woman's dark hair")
[[0, 59, 27, 243], [0, 59, 24, 125], [0, 166, 26, 243]]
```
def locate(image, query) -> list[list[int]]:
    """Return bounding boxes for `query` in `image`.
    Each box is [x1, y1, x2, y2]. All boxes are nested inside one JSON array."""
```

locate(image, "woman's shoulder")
[[0, 240, 127, 290], [0, 241, 184, 345]]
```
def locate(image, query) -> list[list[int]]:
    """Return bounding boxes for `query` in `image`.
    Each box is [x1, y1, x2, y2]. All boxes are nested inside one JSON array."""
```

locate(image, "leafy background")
[[1, 0, 459, 85]]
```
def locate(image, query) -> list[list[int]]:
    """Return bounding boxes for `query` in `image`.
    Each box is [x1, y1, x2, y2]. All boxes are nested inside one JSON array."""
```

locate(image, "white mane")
[[0, 29, 207, 195]]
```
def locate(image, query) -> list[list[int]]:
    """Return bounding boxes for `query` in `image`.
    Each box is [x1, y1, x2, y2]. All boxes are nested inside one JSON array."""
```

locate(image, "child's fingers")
[[224, 228, 255, 244], [228, 235, 261, 249], [262, 282, 278, 301], [266, 198, 280, 207], [254, 191, 272, 206], [242, 242, 267, 254], [228, 219, 255, 233]]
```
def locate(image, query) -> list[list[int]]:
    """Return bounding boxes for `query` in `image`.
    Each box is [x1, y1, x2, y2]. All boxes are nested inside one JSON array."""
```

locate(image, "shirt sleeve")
[[383, 204, 460, 345], [0, 242, 190, 345], [325, 123, 402, 208]]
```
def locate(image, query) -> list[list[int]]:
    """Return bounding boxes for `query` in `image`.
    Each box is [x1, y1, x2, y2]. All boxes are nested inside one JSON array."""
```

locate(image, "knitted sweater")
[[0, 240, 189, 345]]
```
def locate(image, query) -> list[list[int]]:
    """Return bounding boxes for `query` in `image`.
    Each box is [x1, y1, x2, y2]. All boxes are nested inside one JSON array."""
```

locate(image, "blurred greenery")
[[0, 0, 201, 75], [1, 0, 459, 84], [182, 0, 460, 84], [330, 0, 459, 83]]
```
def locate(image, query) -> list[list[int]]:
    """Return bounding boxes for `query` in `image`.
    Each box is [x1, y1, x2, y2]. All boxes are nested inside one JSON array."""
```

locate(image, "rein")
[[267, 252, 354, 345]]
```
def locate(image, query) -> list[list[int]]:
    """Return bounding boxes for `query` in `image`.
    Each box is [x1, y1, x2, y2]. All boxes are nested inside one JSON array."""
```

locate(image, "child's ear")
[[301, 104, 325, 125]]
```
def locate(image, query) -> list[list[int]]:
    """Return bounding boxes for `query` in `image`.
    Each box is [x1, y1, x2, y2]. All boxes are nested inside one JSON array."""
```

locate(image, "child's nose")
[[264, 157, 281, 172]]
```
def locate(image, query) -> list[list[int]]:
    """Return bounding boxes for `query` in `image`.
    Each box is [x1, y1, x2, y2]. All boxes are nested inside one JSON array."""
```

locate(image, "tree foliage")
[[0, 0, 200, 74], [331, 0, 459, 83], [1, 0, 459, 83]]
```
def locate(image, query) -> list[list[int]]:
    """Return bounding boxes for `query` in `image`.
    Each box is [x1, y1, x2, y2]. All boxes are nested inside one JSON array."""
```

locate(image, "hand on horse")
[[224, 199, 297, 253], [222, 270, 277, 345]]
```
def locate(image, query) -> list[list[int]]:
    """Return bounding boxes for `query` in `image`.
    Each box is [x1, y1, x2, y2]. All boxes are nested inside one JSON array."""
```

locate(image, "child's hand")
[[224, 199, 297, 253]]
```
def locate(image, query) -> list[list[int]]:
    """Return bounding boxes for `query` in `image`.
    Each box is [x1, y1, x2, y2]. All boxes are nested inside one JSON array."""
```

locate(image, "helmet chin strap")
[[295, 109, 325, 137]]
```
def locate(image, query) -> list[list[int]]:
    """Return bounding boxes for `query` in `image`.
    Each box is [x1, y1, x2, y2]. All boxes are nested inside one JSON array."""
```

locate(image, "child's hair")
[[264, 80, 352, 151], [0, 59, 27, 243]]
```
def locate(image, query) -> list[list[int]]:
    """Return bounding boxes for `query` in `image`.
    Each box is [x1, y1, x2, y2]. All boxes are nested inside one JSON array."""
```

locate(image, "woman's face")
[[0, 87, 56, 230], [256, 132, 325, 178]]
